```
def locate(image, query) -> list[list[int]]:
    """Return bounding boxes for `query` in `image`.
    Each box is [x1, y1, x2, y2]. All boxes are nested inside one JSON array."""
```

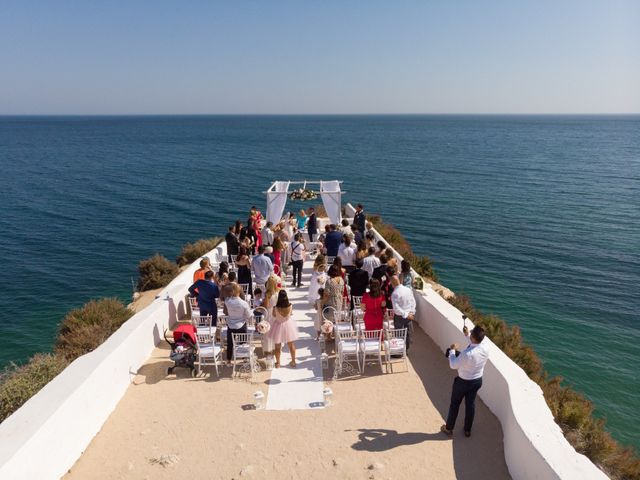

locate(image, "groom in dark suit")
[[307, 207, 318, 242], [354, 203, 366, 235]]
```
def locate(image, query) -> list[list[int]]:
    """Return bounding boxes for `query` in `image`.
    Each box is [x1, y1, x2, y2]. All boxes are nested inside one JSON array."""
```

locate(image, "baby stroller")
[[165, 324, 197, 376]]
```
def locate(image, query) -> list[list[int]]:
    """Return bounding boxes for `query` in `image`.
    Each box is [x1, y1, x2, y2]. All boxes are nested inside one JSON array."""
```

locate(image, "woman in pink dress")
[[268, 290, 299, 368], [360, 278, 386, 331]]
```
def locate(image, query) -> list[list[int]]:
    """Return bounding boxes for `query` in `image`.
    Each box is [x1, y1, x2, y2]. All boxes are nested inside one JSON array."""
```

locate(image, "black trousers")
[[393, 315, 412, 351], [226, 323, 247, 361], [291, 259, 304, 285], [200, 308, 218, 327], [446, 377, 483, 432], [308, 231, 316, 243]]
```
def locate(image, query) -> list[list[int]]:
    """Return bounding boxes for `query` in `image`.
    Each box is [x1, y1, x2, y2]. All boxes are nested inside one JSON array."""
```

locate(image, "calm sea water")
[[0, 115, 638, 447]]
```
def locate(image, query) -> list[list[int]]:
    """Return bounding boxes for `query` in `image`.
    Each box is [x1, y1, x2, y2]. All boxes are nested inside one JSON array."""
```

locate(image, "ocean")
[[0, 115, 638, 447]]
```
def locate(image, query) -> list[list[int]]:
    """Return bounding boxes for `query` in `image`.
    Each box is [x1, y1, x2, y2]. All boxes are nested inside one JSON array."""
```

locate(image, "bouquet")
[[321, 321, 334, 335], [256, 321, 271, 334]]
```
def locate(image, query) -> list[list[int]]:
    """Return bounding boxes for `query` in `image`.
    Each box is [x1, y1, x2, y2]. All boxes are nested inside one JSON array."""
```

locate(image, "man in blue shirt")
[[188, 270, 220, 324], [324, 224, 343, 257]]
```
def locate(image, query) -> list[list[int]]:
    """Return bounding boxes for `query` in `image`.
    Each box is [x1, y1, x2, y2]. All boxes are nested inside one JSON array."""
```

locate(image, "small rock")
[[367, 462, 384, 470], [149, 454, 180, 468], [238, 443, 245, 450], [239, 465, 255, 477], [127, 462, 134, 471], [332, 459, 339, 467]]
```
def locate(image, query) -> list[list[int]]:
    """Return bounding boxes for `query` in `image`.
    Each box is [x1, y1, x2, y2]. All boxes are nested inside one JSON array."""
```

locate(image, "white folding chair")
[[359, 329, 383, 372], [188, 296, 200, 320], [193, 314, 213, 334], [335, 329, 361, 376], [232, 332, 256, 378], [352, 295, 363, 310], [239, 283, 251, 298], [216, 315, 228, 351], [228, 254, 238, 267], [383, 328, 408, 373], [195, 328, 222, 376], [383, 308, 395, 330]]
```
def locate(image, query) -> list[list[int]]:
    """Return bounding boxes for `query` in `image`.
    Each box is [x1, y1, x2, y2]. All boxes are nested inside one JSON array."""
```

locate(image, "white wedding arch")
[[265, 180, 343, 225]]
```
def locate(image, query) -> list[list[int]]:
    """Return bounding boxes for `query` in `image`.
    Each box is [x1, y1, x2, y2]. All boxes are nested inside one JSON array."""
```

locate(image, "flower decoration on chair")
[[321, 321, 334, 335], [256, 321, 271, 334], [289, 188, 318, 201]]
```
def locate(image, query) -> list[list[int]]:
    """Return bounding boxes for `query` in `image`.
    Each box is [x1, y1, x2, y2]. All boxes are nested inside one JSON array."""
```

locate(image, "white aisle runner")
[[265, 259, 325, 410]]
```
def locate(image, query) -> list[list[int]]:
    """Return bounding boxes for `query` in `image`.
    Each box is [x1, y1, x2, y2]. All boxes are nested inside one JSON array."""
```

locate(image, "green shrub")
[[448, 294, 640, 479], [176, 237, 223, 267], [54, 298, 133, 361], [0, 353, 68, 422], [137, 254, 179, 291]]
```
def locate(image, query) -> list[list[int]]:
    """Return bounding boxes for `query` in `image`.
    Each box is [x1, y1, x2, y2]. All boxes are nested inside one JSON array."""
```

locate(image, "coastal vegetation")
[[0, 298, 133, 422], [0, 235, 223, 424], [0, 353, 68, 422], [55, 298, 134, 361], [137, 253, 179, 291], [176, 236, 223, 266]]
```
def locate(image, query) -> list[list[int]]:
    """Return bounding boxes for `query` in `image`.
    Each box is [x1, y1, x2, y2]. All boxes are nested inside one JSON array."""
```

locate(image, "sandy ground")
[[65, 328, 509, 479], [68, 254, 507, 480]]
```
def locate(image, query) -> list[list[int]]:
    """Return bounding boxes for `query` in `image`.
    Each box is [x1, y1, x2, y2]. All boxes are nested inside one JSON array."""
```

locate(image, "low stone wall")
[[344, 203, 606, 479], [0, 244, 225, 480]]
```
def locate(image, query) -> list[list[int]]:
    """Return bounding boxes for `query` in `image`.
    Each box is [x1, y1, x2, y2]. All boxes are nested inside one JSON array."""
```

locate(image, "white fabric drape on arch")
[[266, 181, 290, 225], [320, 180, 342, 225]]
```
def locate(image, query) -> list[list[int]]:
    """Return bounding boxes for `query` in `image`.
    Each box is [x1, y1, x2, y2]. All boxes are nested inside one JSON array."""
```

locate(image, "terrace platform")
[[65, 259, 510, 480]]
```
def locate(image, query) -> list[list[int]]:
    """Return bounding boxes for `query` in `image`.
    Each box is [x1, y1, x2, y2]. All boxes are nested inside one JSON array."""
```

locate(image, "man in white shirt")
[[261, 222, 274, 247], [390, 276, 416, 351], [290, 232, 306, 288], [362, 247, 380, 279], [441, 325, 489, 438], [223, 283, 252, 361], [338, 237, 356, 273]]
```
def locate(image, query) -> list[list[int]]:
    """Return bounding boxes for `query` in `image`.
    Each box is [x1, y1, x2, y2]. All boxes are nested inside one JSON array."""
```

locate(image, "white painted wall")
[[344, 203, 607, 479], [0, 244, 225, 480]]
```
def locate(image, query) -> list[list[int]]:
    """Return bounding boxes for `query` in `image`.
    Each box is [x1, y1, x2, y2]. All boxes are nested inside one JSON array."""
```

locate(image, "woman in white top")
[[308, 255, 327, 306]]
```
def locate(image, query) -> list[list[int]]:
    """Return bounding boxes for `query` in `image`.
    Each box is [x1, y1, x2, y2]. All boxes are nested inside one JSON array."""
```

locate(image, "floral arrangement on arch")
[[289, 188, 318, 201]]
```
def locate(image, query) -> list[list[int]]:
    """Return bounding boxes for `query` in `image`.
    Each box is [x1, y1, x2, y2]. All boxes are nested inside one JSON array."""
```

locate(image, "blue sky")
[[0, 1, 638, 114]]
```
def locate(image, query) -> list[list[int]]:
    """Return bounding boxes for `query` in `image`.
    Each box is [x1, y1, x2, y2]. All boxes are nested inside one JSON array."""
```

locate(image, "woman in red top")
[[272, 237, 284, 276], [361, 278, 386, 331]]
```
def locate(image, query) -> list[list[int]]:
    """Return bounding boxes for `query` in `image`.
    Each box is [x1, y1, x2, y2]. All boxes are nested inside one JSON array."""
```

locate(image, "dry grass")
[[137, 254, 179, 291], [54, 298, 133, 362], [0, 353, 68, 422], [176, 237, 223, 267]]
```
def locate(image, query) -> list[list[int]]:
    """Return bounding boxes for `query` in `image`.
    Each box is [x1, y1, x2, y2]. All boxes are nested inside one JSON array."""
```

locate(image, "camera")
[[445, 347, 460, 358]]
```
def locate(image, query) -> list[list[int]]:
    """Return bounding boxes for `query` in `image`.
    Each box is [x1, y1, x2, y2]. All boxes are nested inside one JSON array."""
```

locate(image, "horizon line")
[[1, 112, 639, 117]]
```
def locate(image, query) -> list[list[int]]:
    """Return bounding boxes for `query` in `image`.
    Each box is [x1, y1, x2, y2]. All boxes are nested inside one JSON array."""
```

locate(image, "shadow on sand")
[[349, 428, 446, 452]]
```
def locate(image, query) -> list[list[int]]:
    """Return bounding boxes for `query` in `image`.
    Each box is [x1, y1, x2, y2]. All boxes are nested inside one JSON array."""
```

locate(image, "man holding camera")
[[441, 325, 489, 438]]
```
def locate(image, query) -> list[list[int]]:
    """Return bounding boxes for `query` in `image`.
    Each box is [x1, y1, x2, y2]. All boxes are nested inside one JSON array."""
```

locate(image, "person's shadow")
[[349, 428, 445, 452]]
